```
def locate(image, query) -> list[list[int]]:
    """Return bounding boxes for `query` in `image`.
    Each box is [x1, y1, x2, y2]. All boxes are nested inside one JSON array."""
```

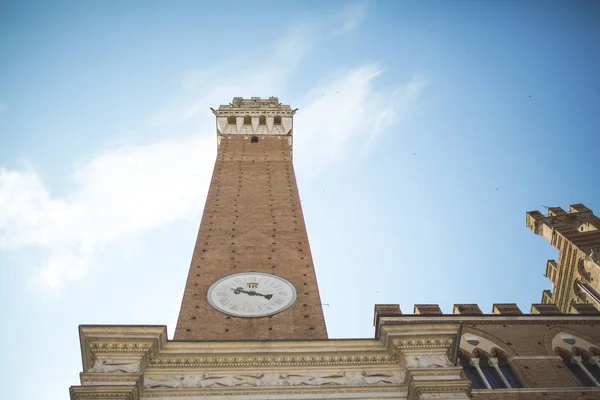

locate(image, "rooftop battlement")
[[211, 97, 296, 140], [374, 302, 600, 323], [526, 203, 599, 240], [212, 97, 295, 114], [373, 302, 600, 339]]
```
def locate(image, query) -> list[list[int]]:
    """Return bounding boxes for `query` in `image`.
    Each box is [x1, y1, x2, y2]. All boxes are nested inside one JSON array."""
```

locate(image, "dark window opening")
[[251, 136, 259, 143], [460, 357, 486, 389], [227, 116, 236, 124], [259, 116, 266, 125], [274, 116, 282, 125], [558, 350, 597, 387], [244, 115, 251, 125]]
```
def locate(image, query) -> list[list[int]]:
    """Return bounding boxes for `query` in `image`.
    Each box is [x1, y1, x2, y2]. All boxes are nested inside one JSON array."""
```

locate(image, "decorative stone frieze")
[[70, 321, 473, 399]]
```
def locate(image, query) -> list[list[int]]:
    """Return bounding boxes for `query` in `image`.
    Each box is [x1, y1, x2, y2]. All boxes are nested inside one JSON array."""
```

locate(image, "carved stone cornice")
[[79, 326, 166, 373], [70, 384, 139, 400], [80, 373, 140, 385], [89, 343, 152, 353], [393, 338, 454, 350], [71, 324, 473, 399], [149, 353, 396, 368], [407, 378, 471, 400], [143, 387, 405, 399]]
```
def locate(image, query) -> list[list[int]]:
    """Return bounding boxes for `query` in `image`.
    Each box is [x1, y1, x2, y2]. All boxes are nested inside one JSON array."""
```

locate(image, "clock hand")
[[231, 287, 273, 300]]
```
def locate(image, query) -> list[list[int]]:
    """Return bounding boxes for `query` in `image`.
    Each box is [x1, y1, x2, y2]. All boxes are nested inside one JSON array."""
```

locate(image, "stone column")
[[488, 357, 511, 388], [470, 358, 491, 389]]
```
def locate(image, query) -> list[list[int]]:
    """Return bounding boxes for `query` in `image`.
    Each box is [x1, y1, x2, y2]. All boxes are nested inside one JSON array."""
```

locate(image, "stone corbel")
[[282, 116, 293, 135], [266, 116, 274, 133], [216, 116, 228, 135], [251, 116, 259, 133], [236, 116, 244, 134]]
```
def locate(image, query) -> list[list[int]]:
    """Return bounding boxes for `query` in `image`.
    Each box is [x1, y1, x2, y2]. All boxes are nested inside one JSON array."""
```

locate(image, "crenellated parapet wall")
[[374, 303, 600, 322]]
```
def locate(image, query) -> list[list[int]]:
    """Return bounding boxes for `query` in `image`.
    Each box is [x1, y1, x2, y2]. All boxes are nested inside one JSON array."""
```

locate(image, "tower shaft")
[[175, 98, 327, 340]]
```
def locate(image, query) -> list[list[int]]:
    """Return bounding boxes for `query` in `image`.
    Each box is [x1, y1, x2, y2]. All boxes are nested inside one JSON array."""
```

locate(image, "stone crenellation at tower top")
[[214, 97, 294, 111], [211, 97, 297, 139]]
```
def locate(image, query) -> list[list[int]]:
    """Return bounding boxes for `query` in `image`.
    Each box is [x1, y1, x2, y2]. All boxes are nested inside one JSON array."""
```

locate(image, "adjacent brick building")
[[527, 204, 600, 313]]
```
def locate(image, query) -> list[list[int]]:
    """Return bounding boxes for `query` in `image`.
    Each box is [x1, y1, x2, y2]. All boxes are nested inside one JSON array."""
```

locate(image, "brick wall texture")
[[472, 391, 598, 399], [174, 135, 327, 340], [462, 319, 599, 393]]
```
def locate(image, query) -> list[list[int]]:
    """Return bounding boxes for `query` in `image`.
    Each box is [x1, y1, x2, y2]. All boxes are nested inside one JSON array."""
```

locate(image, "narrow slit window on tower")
[[274, 116, 282, 125], [251, 136, 259, 143], [244, 115, 251, 125], [259, 115, 266, 125]]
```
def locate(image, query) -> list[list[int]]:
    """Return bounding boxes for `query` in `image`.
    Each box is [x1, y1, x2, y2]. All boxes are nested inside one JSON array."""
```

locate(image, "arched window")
[[243, 115, 251, 125], [259, 116, 266, 125], [227, 116, 236, 125], [459, 337, 522, 389], [274, 116, 282, 125], [557, 348, 600, 387]]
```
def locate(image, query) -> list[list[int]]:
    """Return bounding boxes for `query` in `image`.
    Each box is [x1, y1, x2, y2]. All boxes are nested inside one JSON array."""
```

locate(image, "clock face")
[[207, 272, 297, 317]]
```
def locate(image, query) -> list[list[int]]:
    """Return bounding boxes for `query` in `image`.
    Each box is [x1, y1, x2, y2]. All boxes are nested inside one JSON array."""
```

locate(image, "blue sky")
[[1, 1, 599, 398]]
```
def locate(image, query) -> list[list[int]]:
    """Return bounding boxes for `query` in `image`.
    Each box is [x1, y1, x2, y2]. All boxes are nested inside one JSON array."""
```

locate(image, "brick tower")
[[527, 204, 600, 313], [174, 97, 327, 340]]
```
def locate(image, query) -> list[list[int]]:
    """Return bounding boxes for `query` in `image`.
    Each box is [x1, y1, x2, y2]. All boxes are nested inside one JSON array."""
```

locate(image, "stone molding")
[[70, 384, 139, 400], [70, 322, 469, 399]]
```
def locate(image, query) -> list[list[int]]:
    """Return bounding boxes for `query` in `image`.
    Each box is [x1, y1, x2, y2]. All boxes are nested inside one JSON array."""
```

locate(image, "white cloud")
[[0, 136, 215, 290], [294, 68, 427, 176], [331, 2, 369, 35], [0, 3, 427, 290]]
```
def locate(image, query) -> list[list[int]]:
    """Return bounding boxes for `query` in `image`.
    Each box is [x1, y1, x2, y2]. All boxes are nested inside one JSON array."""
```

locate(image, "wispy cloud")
[[0, 2, 427, 291], [295, 68, 427, 176], [331, 2, 369, 35], [0, 137, 215, 290]]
